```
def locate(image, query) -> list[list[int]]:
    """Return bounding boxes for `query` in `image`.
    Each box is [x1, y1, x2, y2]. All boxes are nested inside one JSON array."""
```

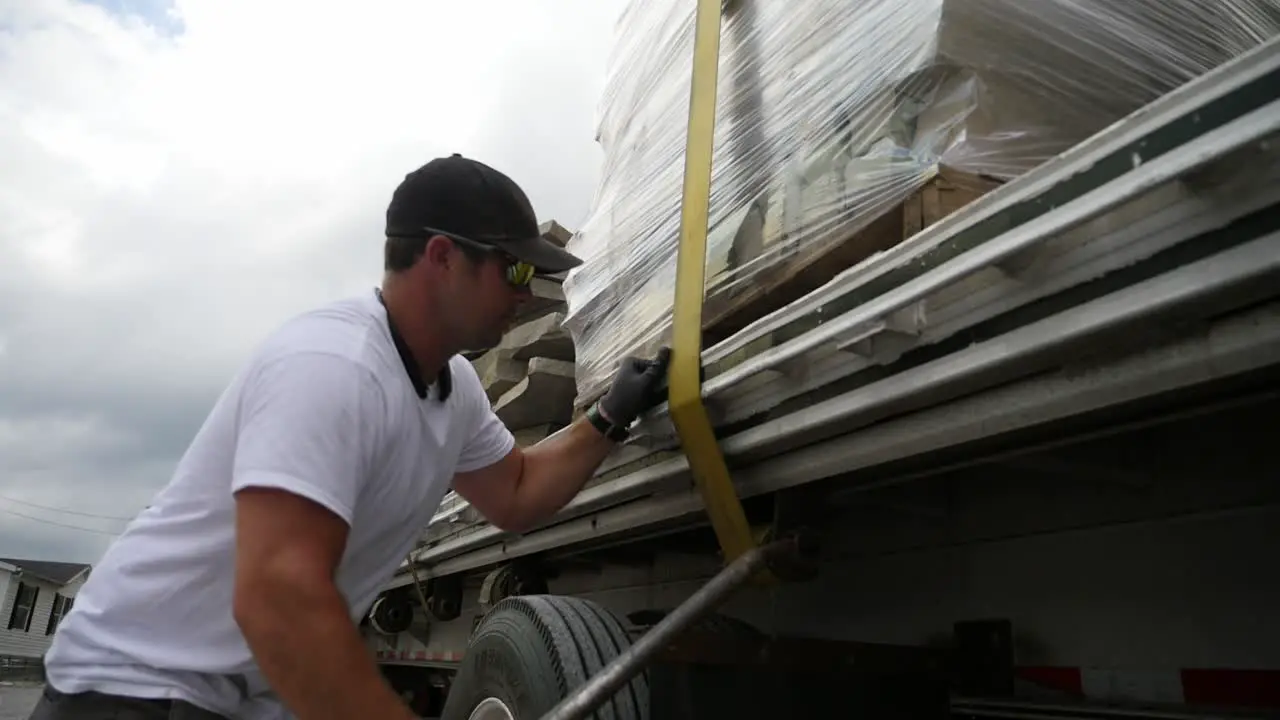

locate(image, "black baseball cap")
[[385, 153, 582, 274]]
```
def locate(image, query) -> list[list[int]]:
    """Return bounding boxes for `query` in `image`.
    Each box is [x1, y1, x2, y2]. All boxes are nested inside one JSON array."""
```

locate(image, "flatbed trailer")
[[358, 21, 1280, 720]]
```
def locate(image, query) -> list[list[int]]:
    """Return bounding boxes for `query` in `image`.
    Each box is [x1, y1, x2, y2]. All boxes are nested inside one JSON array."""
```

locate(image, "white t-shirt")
[[43, 290, 515, 718]]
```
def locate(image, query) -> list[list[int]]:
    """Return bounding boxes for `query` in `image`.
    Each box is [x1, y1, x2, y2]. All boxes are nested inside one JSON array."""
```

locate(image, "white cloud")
[[0, 0, 629, 562]]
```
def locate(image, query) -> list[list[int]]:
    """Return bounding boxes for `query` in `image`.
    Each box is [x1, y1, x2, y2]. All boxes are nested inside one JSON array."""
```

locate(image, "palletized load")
[[560, 0, 1280, 409]]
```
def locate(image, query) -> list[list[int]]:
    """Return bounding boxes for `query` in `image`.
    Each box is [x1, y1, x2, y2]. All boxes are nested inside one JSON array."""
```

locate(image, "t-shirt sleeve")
[[231, 351, 385, 526], [454, 362, 516, 473]]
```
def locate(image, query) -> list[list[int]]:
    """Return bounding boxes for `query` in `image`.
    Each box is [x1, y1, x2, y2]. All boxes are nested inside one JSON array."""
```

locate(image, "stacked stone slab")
[[467, 220, 580, 444]]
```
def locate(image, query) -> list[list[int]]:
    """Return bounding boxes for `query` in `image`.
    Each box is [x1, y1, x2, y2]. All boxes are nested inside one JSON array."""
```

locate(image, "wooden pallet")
[[705, 166, 1002, 344]]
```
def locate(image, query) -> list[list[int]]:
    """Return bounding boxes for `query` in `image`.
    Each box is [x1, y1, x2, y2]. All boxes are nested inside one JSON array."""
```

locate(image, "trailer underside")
[[371, 353, 1280, 717]]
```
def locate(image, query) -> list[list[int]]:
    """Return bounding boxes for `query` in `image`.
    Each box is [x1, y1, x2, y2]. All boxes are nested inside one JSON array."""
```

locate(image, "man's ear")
[[423, 234, 454, 269]]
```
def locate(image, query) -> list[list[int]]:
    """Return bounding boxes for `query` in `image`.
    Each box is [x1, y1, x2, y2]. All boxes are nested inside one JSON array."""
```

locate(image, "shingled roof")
[[0, 557, 91, 586]]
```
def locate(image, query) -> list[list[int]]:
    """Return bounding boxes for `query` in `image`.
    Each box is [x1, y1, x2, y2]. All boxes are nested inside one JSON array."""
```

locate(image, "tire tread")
[[449, 594, 647, 719]]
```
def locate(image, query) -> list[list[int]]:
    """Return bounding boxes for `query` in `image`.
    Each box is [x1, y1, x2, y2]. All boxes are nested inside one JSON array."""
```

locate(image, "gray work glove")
[[596, 346, 672, 429]]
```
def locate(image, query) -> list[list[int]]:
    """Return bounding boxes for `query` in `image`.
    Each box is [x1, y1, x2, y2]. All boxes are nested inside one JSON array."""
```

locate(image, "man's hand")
[[596, 346, 671, 427]]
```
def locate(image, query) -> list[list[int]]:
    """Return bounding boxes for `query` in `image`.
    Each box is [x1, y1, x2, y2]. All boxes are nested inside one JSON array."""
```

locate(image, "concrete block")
[[537, 220, 577, 282], [503, 312, 574, 362], [494, 357, 577, 431], [471, 313, 575, 400], [471, 351, 527, 402], [512, 277, 567, 326], [539, 219, 572, 248]]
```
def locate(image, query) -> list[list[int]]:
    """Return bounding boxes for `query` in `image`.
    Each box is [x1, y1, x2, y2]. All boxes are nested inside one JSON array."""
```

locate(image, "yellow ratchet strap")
[[668, 0, 759, 566]]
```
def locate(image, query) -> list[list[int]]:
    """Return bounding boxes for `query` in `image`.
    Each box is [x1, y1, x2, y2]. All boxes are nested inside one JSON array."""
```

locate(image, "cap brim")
[[499, 235, 583, 274]]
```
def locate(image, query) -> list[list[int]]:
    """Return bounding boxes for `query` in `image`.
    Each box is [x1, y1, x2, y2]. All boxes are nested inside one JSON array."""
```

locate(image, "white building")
[[0, 557, 91, 662]]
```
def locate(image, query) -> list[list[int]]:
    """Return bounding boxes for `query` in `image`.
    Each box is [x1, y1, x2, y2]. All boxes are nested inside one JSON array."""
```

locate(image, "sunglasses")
[[417, 227, 537, 287]]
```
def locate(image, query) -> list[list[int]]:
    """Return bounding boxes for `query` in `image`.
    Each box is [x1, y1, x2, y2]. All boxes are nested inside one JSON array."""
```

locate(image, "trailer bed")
[[386, 34, 1280, 592]]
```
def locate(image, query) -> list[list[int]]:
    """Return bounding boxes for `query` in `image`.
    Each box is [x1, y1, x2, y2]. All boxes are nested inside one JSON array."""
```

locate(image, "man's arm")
[[228, 352, 415, 720], [233, 488, 416, 720], [453, 347, 670, 533], [451, 416, 611, 533]]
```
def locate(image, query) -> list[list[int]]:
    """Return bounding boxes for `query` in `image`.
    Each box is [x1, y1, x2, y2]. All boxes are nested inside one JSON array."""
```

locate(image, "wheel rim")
[[467, 697, 515, 720]]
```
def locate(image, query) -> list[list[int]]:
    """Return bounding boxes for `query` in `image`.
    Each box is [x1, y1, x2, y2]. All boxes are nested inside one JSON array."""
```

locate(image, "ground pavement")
[[0, 682, 40, 720]]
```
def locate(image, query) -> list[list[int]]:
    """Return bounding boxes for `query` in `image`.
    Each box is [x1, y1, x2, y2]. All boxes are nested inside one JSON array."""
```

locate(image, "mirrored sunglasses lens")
[[510, 263, 535, 286]]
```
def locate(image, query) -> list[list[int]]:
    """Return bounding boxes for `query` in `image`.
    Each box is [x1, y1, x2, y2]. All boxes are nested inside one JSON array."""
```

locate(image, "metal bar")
[[537, 538, 798, 720], [667, 0, 758, 564], [696, 97, 1280, 399], [729, 236, 1280, 482], [386, 240, 1280, 586], [725, 229, 1280, 463], [720, 167, 1280, 431], [952, 696, 1267, 720], [951, 710, 1228, 720]]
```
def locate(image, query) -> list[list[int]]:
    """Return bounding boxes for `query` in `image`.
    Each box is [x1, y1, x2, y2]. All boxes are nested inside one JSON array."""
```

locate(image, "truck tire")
[[369, 592, 414, 635], [440, 594, 649, 720]]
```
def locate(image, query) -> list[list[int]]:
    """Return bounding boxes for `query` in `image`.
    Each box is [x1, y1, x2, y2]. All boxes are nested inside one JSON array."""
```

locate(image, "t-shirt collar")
[[373, 288, 451, 402]]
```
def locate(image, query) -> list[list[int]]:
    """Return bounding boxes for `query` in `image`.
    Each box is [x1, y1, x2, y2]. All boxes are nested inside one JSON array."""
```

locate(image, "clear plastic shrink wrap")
[[562, 0, 1280, 406]]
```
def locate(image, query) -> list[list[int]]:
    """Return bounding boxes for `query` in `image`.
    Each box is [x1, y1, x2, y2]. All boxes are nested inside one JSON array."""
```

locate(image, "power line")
[[0, 492, 135, 521], [0, 504, 123, 537]]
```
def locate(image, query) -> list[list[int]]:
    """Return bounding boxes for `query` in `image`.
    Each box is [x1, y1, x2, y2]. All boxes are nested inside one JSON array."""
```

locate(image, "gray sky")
[[0, 0, 630, 563]]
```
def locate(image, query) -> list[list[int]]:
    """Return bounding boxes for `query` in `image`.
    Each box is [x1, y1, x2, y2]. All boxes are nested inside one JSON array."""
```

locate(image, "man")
[[33, 154, 669, 720]]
